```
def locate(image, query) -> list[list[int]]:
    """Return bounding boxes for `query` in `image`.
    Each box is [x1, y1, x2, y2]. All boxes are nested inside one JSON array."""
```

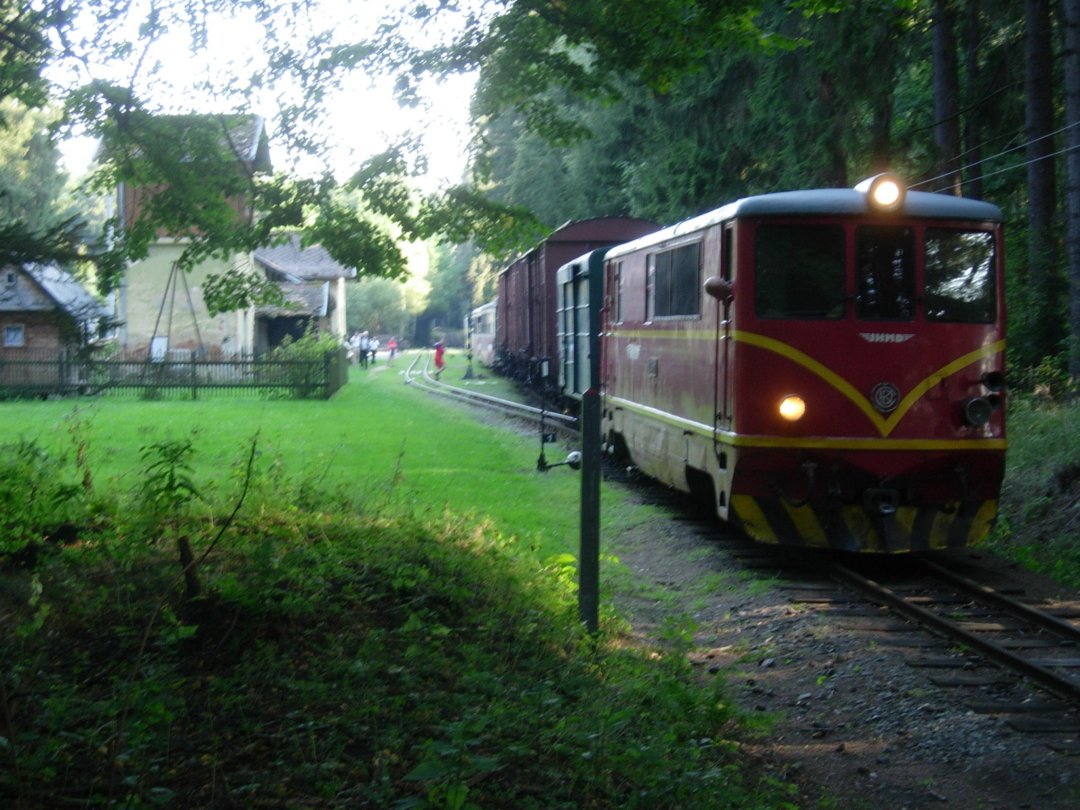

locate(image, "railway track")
[[407, 359, 1080, 747], [784, 554, 1080, 751], [402, 353, 579, 440]]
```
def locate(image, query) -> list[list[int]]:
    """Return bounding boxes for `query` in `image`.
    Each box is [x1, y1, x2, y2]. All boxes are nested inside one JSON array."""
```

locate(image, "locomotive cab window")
[[646, 242, 701, 319], [611, 262, 624, 323], [755, 224, 845, 319], [856, 225, 915, 320], [924, 229, 996, 323]]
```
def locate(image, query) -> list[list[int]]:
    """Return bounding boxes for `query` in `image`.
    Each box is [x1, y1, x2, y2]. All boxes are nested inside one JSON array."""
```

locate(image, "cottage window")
[[4, 271, 15, 286], [4, 324, 25, 347]]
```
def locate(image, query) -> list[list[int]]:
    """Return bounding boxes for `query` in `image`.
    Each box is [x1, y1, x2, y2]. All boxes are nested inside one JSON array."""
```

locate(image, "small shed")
[[0, 263, 110, 390], [253, 234, 356, 354]]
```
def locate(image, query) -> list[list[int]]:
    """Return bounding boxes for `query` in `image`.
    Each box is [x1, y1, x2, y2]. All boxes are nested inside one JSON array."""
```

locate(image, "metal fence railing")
[[0, 348, 350, 400]]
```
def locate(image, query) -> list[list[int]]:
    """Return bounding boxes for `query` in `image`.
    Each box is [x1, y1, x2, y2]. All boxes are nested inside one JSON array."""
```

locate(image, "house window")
[[4, 324, 25, 347], [4, 271, 15, 287]]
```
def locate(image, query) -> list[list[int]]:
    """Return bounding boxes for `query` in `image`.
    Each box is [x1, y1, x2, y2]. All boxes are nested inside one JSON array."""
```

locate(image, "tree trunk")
[[933, 0, 962, 194], [177, 535, 202, 601], [962, 0, 984, 199], [1065, 0, 1080, 383], [1025, 0, 1059, 363]]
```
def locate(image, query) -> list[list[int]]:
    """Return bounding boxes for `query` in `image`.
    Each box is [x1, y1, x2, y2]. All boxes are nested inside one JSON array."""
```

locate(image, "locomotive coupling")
[[864, 488, 900, 516]]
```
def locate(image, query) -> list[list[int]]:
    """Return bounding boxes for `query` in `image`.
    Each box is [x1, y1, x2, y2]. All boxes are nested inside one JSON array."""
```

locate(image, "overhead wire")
[[912, 119, 1080, 194]]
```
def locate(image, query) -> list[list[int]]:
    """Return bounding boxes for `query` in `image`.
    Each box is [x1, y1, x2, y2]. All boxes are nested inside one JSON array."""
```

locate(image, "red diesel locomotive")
[[588, 175, 1005, 552]]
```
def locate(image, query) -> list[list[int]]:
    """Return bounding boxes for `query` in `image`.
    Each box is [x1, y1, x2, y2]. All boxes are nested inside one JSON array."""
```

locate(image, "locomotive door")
[[713, 222, 735, 434]]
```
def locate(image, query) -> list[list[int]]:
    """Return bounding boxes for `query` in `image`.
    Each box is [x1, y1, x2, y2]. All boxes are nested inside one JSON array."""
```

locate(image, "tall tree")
[[1024, 0, 1062, 364], [0, 100, 72, 232], [1064, 0, 1080, 382], [933, 0, 962, 194], [0, 1, 548, 307], [961, 1, 985, 199]]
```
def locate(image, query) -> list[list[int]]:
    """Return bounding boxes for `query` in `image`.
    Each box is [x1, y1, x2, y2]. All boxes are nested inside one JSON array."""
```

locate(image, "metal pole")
[[579, 252, 604, 633]]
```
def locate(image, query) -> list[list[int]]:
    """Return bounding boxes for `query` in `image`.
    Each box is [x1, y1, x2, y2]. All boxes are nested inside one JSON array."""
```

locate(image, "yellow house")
[[111, 113, 270, 358], [116, 242, 259, 359]]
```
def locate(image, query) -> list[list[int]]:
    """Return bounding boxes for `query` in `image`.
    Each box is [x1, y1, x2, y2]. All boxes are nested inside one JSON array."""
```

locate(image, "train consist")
[[475, 175, 1007, 552], [490, 217, 658, 387]]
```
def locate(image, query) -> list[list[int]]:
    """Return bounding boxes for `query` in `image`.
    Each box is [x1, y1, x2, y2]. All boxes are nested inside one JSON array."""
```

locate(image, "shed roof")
[[254, 233, 357, 282], [256, 282, 329, 318]]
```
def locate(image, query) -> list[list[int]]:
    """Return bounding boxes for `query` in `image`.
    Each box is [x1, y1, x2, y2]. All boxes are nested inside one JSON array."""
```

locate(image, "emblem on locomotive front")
[[870, 382, 900, 413]]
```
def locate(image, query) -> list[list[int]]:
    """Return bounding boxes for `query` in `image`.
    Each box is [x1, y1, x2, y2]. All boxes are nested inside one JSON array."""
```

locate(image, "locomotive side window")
[[647, 242, 701, 319], [924, 229, 995, 323], [856, 226, 915, 321], [755, 224, 845, 319]]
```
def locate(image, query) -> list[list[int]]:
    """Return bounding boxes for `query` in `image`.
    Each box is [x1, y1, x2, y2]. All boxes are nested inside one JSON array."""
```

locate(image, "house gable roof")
[[96, 113, 271, 172], [9, 263, 109, 322]]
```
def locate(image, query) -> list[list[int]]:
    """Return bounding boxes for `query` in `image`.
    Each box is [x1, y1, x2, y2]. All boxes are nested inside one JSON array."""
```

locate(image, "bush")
[[0, 441, 86, 558]]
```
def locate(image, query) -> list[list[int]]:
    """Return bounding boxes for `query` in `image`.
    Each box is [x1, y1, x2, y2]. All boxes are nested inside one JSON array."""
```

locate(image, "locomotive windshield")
[[755, 224, 845, 319], [924, 229, 996, 323], [754, 222, 996, 323], [856, 226, 915, 320]]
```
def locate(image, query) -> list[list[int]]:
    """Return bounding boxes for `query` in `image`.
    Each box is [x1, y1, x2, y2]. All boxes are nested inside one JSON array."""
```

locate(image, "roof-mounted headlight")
[[855, 173, 906, 213]]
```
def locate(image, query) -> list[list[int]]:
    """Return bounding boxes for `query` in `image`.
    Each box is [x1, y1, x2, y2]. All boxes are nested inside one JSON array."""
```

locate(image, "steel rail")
[[826, 561, 1080, 707], [918, 557, 1080, 644], [403, 354, 579, 434]]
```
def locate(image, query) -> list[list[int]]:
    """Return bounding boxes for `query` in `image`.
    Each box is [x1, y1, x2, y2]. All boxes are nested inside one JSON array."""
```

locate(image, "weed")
[[138, 437, 204, 599]]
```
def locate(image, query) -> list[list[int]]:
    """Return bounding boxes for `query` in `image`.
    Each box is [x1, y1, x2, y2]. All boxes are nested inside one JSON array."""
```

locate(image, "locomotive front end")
[[723, 177, 1007, 552]]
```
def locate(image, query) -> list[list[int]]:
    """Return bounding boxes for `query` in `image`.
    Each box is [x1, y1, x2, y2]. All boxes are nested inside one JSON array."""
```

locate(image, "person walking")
[[433, 338, 446, 379], [358, 332, 370, 369]]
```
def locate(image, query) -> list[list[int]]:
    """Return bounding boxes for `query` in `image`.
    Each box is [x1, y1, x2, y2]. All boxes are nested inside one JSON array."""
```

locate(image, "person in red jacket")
[[433, 339, 446, 378]]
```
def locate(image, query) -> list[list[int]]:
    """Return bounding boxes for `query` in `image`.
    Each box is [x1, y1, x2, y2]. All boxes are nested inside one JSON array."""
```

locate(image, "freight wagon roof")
[[499, 216, 658, 274], [605, 189, 1004, 260]]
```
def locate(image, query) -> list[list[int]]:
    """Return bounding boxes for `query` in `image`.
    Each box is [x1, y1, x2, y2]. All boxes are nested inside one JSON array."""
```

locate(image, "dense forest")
[[410, 0, 1073, 390]]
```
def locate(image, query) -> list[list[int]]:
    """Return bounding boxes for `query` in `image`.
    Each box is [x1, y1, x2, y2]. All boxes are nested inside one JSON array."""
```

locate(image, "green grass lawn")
[[1, 352, 801, 809], [1, 353, 595, 560]]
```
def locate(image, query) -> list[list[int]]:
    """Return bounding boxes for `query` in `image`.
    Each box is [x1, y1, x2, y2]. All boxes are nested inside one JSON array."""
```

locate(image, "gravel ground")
[[607, 502, 1080, 809]]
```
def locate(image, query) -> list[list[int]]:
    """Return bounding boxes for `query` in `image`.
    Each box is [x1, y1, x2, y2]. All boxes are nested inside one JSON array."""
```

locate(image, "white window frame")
[[4, 324, 25, 347]]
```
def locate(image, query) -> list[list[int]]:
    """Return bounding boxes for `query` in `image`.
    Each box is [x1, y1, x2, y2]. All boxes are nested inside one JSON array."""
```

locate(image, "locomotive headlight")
[[778, 395, 806, 422], [855, 173, 906, 212], [962, 396, 994, 426]]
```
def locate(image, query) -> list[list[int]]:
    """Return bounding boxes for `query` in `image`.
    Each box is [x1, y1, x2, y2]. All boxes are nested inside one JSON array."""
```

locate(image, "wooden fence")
[[0, 348, 350, 400]]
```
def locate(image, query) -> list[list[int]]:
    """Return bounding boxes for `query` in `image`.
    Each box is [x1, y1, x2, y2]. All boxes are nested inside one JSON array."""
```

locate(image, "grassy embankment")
[[984, 396, 1080, 586], [0, 354, 797, 809]]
